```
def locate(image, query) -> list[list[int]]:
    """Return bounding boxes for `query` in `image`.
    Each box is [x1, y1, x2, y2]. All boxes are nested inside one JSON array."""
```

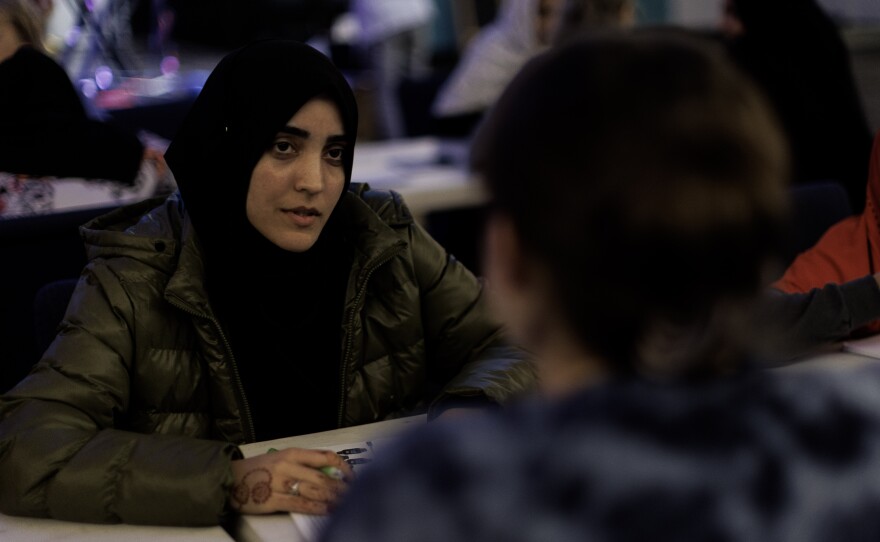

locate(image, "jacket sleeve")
[[760, 275, 880, 359], [0, 264, 239, 526], [407, 219, 536, 411]]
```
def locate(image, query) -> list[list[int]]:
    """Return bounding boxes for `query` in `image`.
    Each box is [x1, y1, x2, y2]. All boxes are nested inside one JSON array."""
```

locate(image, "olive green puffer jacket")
[[0, 184, 535, 526]]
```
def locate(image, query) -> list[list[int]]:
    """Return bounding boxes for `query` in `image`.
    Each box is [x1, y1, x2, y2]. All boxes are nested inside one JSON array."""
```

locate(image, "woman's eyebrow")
[[327, 135, 349, 145], [278, 126, 310, 138], [277, 126, 348, 143]]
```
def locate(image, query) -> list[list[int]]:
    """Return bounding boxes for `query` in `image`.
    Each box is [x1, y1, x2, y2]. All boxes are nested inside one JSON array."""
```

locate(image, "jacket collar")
[[338, 186, 410, 261]]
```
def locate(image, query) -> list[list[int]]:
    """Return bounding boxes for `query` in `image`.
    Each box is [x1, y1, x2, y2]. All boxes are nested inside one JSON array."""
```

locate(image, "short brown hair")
[[471, 29, 789, 377]]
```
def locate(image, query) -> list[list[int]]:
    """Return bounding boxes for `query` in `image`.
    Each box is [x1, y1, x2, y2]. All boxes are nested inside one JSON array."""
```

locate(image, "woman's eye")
[[274, 141, 293, 153], [325, 146, 346, 165]]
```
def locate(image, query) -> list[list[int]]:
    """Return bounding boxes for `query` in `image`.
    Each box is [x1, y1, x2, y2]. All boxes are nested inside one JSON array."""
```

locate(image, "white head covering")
[[352, 0, 435, 44], [432, 0, 546, 117]]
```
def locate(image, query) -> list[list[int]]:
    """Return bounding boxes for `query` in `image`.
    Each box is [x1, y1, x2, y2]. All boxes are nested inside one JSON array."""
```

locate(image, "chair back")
[[33, 278, 80, 359], [783, 181, 854, 266], [0, 205, 115, 392]]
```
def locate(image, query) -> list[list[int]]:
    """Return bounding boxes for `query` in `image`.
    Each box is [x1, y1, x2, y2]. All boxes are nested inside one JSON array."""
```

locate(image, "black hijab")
[[165, 40, 359, 440]]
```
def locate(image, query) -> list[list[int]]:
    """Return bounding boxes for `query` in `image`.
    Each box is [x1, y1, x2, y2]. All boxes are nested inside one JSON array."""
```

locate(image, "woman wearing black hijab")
[[0, 40, 533, 525]]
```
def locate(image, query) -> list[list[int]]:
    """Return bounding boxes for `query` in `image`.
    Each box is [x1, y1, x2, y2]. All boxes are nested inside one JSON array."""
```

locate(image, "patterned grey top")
[[323, 362, 880, 541]]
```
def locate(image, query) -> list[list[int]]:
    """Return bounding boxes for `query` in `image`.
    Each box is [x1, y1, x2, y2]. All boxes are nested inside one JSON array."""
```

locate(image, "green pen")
[[266, 448, 345, 479], [320, 466, 345, 480]]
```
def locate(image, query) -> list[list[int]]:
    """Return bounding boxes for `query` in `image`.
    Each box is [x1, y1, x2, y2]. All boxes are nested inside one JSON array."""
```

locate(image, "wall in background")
[[818, 0, 880, 23], [650, 0, 880, 28], [666, 0, 723, 28], [635, 0, 668, 24]]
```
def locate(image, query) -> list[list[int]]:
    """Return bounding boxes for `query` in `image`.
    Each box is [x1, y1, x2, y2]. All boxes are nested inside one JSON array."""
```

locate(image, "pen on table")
[[338, 448, 368, 455], [266, 447, 346, 479]]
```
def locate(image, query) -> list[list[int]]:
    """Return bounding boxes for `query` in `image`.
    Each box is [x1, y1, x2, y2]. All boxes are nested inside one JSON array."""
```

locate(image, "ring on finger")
[[289, 480, 302, 497]]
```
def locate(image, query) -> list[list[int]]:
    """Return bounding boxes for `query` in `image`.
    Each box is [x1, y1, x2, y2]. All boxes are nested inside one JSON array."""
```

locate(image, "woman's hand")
[[142, 147, 168, 178], [229, 448, 353, 515]]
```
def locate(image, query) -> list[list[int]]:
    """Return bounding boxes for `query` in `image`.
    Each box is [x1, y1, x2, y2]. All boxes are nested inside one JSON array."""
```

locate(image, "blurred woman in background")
[[723, 0, 873, 212]]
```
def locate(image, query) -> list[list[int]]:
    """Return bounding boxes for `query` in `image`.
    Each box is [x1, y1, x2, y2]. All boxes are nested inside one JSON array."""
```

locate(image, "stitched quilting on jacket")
[[0, 183, 535, 525]]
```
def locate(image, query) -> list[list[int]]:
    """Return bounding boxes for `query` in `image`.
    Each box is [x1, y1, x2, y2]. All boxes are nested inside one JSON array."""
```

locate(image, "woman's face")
[[721, 0, 744, 38], [0, 16, 23, 63], [535, 0, 565, 45], [246, 96, 349, 252]]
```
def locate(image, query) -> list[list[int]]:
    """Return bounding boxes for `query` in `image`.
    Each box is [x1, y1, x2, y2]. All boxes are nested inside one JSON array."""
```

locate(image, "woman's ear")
[[483, 212, 526, 293], [621, 1, 637, 26], [483, 212, 540, 344]]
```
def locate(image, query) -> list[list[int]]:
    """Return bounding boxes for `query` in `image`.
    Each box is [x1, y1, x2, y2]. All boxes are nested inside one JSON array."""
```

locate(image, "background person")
[[430, 0, 634, 137], [351, 0, 435, 139], [0, 0, 160, 184], [429, 0, 564, 135], [767, 132, 880, 348], [722, 0, 873, 213], [551, 0, 634, 44]]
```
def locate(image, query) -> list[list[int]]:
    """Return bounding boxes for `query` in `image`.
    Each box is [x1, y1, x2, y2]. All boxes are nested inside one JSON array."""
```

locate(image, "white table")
[[232, 415, 425, 542], [9, 137, 484, 225], [230, 348, 880, 542], [351, 137, 486, 224], [777, 346, 880, 372], [0, 512, 233, 541]]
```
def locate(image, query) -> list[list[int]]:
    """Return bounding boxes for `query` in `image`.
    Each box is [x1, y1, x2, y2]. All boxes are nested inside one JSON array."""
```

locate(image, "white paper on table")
[[289, 438, 396, 541], [350, 137, 470, 188], [843, 334, 880, 359]]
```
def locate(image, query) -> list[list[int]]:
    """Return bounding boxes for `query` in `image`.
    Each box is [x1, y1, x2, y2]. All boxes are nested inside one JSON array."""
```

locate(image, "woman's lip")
[[281, 207, 321, 227], [283, 206, 321, 216]]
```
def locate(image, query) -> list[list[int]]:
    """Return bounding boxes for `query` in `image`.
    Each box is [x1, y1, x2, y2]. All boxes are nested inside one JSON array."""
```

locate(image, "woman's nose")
[[293, 154, 324, 193]]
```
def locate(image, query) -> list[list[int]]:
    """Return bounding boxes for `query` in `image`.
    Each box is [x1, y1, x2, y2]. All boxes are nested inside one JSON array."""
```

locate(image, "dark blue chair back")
[[32, 278, 80, 359], [783, 181, 854, 266], [0, 205, 116, 392]]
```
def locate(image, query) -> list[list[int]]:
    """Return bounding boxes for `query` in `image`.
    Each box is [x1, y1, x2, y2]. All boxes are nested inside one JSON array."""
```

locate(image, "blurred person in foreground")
[[322, 30, 880, 541]]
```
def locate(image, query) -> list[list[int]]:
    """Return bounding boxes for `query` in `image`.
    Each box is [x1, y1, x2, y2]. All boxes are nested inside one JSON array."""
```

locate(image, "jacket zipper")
[[336, 244, 404, 427], [167, 296, 257, 443]]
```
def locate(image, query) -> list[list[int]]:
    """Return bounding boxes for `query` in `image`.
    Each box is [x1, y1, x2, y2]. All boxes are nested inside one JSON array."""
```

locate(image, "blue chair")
[[0, 205, 116, 392], [33, 278, 80, 359], [783, 181, 854, 267]]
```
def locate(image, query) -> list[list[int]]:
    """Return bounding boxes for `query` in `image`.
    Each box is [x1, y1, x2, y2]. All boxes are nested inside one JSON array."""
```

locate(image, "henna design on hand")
[[232, 467, 274, 507], [252, 481, 271, 503], [232, 482, 250, 507]]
